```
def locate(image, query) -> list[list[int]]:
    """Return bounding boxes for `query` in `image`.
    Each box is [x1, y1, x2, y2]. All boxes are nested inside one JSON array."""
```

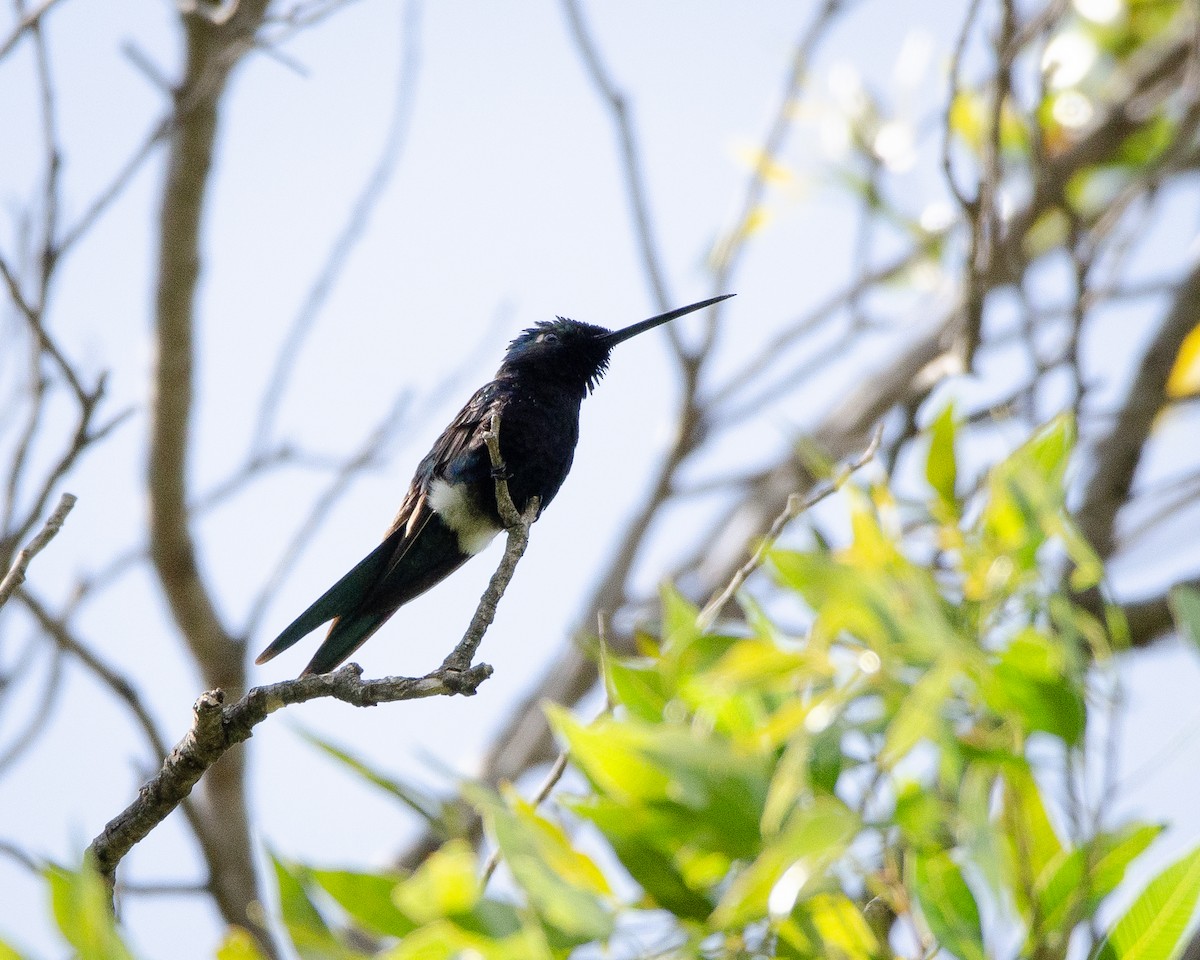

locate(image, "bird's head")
[[499, 294, 734, 395]]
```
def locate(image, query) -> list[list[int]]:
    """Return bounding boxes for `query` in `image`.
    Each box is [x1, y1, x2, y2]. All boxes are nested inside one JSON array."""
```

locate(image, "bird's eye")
[[542, 332, 559, 344]]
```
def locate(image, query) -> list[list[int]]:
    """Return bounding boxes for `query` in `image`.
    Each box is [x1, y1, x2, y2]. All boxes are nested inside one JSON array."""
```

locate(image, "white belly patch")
[[428, 478, 502, 555]]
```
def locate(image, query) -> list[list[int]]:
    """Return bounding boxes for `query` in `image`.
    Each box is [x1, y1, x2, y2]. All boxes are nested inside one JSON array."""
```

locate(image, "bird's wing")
[[255, 384, 498, 668]]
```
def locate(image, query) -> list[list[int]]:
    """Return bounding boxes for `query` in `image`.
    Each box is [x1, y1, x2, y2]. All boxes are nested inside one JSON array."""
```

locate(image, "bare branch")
[[0, 0, 65, 63], [145, 2, 275, 947], [0, 491, 75, 609], [88, 660, 493, 886], [1075, 257, 1200, 561], [441, 412, 539, 673]]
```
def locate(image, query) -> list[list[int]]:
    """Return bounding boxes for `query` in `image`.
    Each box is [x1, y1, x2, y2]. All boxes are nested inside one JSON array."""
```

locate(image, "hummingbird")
[[255, 294, 734, 676]]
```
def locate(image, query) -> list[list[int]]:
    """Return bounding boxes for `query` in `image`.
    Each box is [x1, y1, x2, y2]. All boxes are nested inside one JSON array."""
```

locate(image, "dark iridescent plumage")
[[255, 294, 733, 675]]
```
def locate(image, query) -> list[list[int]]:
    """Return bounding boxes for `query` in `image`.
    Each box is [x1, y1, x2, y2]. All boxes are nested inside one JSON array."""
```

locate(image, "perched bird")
[[256, 294, 734, 676]]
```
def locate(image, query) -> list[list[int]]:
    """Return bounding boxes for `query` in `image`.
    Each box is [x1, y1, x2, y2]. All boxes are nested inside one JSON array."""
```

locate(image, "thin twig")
[[559, 0, 672, 326], [0, 0, 64, 63], [250, 0, 423, 453], [697, 426, 881, 630], [441, 413, 539, 672], [0, 491, 75, 609], [480, 614, 612, 886]]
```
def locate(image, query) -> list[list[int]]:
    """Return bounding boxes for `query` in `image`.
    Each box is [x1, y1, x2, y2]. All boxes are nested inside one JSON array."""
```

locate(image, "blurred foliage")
[[262, 415, 1198, 958], [27, 414, 1200, 958]]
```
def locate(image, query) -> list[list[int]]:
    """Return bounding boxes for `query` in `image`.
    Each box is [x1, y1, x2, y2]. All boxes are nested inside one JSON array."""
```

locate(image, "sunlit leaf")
[[46, 858, 135, 960], [469, 787, 613, 944], [1036, 823, 1162, 931], [0, 942, 25, 960], [270, 854, 359, 960], [926, 403, 960, 519], [981, 629, 1086, 744], [391, 840, 480, 924], [1000, 766, 1065, 894], [895, 781, 950, 851], [217, 927, 270, 960], [548, 707, 671, 804], [806, 892, 879, 959], [711, 795, 857, 929], [310, 869, 414, 938], [1022, 207, 1070, 259], [1096, 846, 1200, 960], [733, 142, 794, 184], [881, 661, 956, 767], [1167, 324, 1200, 399], [569, 795, 714, 920], [605, 657, 670, 722]]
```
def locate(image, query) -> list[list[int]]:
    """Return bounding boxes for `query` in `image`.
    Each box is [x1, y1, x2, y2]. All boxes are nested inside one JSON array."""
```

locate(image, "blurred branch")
[[0, 637, 62, 776], [19, 588, 174, 762], [0, 0, 65, 63], [1075, 257, 1200, 561], [0, 492, 74, 609], [559, 0, 672, 323], [706, 0, 851, 357], [242, 393, 410, 637], [709, 246, 926, 409], [58, 116, 173, 255], [250, 0, 423, 453], [145, 1, 273, 947], [697, 426, 880, 629]]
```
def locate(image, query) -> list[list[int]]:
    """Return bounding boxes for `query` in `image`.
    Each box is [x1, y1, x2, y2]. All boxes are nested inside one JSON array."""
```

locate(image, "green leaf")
[[468, 786, 613, 945], [895, 781, 949, 851], [661, 582, 702, 651], [881, 661, 956, 767], [981, 629, 1085, 744], [295, 728, 448, 827], [548, 707, 671, 804], [216, 927, 270, 960], [1036, 823, 1162, 932], [45, 858, 135, 960], [912, 849, 985, 960], [926, 403, 960, 518], [805, 892, 879, 959], [270, 855, 359, 960], [391, 840, 480, 924], [309, 869, 414, 938], [1000, 766, 1065, 889], [385, 920, 551, 960], [605, 657, 670, 722], [569, 795, 715, 919], [711, 795, 858, 929], [1170, 585, 1200, 655], [974, 416, 1076, 588], [1097, 846, 1200, 960]]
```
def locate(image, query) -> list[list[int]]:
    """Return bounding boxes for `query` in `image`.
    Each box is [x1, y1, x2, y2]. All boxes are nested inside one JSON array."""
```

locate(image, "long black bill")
[[600, 293, 735, 347]]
